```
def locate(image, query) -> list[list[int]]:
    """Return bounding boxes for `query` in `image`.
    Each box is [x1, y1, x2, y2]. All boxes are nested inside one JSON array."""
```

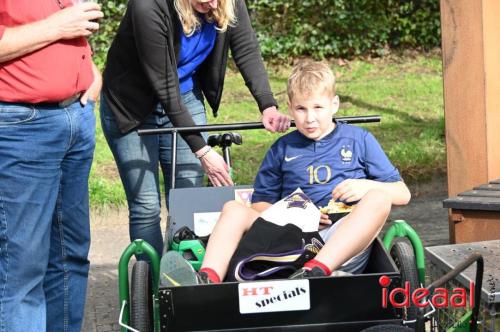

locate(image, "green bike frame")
[[118, 239, 161, 332], [383, 219, 426, 285]]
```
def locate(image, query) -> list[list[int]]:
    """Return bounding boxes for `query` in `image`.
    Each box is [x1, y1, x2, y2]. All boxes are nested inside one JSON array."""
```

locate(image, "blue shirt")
[[177, 20, 217, 94], [251, 122, 402, 207]]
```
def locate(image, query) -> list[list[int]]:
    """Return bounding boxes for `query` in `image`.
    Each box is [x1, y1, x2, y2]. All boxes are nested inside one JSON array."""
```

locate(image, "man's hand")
[[261, 106, 291, 133], [332, 179, 377, 203], [80, 62, 102, 105], [47, 2, 104, 40], [0, 3, 103, 62]]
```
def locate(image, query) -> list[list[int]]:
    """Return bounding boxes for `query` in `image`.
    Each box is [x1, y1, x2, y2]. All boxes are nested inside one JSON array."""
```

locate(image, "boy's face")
[[288, 90, 339, 141]]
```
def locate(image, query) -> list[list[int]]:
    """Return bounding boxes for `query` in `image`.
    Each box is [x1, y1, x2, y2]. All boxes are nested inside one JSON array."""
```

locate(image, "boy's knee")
[[222, 200, 245, 212], [221, 200, 258, 229], [364, 189, 392, 211]]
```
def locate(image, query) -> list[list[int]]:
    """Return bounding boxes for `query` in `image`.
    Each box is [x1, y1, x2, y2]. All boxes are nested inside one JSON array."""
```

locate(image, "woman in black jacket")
[[100, 0, 290, 256]]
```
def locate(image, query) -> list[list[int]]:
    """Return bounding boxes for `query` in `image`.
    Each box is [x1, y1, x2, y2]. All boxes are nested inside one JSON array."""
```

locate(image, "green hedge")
[[90, 0, 128, 68], [248, 0, 441, 60], [90, 0, 441, 65]]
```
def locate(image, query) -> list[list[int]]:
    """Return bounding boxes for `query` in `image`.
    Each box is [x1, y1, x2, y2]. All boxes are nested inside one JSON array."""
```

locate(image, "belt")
[[34, 93, 83, 108]]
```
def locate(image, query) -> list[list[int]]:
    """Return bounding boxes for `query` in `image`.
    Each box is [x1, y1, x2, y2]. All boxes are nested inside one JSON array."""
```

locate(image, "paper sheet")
[[260, 188, 320, 232]]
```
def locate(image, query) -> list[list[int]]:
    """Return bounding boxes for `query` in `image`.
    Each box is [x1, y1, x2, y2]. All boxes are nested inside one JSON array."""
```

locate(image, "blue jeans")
[[100, 89, 207, 257], [0, 100, 96, 332]]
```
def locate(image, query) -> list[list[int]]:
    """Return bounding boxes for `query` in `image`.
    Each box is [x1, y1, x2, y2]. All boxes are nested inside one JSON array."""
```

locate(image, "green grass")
[[90, 52, 444, 207]]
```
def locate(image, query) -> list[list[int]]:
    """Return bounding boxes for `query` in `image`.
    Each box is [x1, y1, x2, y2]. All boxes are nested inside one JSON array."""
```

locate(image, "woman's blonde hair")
[[287, 61, 336, 101], [174, 0, 237, 36]]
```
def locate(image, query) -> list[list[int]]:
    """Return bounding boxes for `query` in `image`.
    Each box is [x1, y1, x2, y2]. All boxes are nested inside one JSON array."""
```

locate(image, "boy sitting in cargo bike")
[[168, 61, 412, 284]]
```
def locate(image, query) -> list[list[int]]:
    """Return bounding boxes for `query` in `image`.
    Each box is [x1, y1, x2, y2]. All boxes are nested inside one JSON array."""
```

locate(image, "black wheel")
[[390, 239, 420, 327], [130, 261, 153, 332]]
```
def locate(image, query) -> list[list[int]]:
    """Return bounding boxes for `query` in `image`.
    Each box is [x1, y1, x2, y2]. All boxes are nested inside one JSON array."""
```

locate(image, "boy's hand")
[[319, 213, 332, 230], [331, 179, 376, 203]]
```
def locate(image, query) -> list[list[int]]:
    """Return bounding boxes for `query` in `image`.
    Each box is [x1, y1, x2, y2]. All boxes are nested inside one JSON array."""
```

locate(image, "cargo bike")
[[117, 116, 484, 332]]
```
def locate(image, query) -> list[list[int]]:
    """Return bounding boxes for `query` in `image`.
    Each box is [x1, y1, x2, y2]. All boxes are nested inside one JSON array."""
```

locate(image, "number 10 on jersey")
[[307, 165, 331, 184]]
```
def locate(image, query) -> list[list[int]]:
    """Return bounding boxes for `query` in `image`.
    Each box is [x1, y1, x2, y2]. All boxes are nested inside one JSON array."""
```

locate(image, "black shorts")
[[226, 218, 324, 282]]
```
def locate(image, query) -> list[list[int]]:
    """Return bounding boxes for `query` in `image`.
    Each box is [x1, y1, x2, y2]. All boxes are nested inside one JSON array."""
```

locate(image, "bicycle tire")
[[130, 261, 153, 332]]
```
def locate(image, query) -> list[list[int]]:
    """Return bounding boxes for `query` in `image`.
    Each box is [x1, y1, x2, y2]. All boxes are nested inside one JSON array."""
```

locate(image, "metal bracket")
[[118, 300, 140, 332], [402, 300, 436, 325], [159, 289, 174, 330]]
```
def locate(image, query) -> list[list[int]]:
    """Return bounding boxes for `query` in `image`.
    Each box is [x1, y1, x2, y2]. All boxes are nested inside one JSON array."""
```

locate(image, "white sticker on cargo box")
[[238, 279, 310, 314], [193, 212, 220, 237]]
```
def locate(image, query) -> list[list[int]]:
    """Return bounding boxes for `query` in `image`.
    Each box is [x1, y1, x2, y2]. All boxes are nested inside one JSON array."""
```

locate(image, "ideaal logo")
[[379, 275, 475, 308], [238, 280, 310, 314]]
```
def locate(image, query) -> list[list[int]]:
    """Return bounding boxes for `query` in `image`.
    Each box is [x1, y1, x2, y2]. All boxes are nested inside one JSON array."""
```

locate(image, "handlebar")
[[137, 115, 381, 136]]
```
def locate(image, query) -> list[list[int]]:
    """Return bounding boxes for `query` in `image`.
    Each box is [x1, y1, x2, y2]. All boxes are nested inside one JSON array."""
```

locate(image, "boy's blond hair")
[[174, 0, 237, 36], [287, 61, 336, 101]]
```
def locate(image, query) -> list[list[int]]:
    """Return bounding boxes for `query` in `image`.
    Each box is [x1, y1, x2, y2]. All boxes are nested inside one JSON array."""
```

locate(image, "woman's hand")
[[196, 147, 234, 186], [262, 106, 291, 133], [319, 213, 332, 230]]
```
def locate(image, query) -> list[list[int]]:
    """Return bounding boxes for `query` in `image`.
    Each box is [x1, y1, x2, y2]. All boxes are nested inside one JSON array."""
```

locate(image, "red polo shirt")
[[0, 0, 93, 103]]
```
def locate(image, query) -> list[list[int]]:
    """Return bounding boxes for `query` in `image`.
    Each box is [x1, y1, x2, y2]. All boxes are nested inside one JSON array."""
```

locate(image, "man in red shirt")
[[0, 1, 103, 331]]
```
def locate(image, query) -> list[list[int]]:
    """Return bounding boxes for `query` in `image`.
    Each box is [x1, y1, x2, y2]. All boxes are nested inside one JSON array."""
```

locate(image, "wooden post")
[[440, 0, 500, 243]]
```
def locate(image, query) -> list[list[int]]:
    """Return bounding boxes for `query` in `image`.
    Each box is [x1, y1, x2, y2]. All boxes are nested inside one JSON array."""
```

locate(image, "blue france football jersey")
[[251, 122, 402, 208]]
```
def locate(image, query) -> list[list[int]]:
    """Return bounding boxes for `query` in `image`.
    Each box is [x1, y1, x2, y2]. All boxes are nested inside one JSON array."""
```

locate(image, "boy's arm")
[[332, 179, 411, 206], [251, 202, 272, 213], [343, 130, 410, 205], [250, 141, 283, 209]]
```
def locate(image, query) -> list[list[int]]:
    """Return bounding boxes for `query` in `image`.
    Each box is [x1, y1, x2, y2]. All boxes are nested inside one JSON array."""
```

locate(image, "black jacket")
[[102, 0, 277, 152]]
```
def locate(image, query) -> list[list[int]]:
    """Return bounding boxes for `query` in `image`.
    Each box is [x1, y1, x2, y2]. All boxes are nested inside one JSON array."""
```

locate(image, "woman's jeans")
[[100, 89, 207, 257], [0, 100, 96, 332]]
